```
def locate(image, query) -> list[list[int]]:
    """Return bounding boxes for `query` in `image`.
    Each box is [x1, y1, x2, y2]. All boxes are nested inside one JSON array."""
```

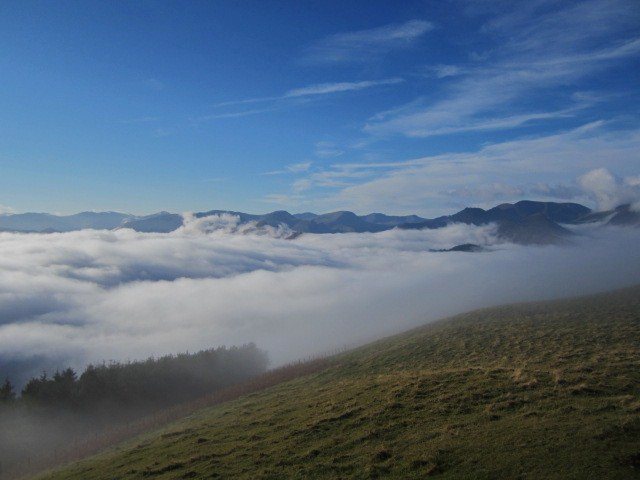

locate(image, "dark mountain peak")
[[607, 204, 640, 227], [431, 243, 485, 253], [120, 212, 184, 233], [313, 211, 386, 233], [450, 207, 489, 225], [255, 211, 300, 229], [397, 216, 449, 230], [0, 211, 134, 232], [361, 213, 426, 226], [402, 200, 590, 244], [494, 203, 514, 210], [510, 200, 591, 223], [450, 243, 485, 252], [262, 210, 296, 222], [458, 207, 486, 214], [513, 200, 538, 208], [318, 211, 358, 221], [497, 213, 572, 245], [293, 212, 318, 221]]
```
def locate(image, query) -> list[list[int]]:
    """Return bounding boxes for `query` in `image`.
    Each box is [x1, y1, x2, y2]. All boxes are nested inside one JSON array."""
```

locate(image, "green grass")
[[38, 286, 640, 479]]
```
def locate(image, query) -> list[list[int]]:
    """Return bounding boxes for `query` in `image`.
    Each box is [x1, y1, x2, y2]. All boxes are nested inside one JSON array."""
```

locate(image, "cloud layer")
[[303, 19, 433, 64], [1, 218, 640, 385]]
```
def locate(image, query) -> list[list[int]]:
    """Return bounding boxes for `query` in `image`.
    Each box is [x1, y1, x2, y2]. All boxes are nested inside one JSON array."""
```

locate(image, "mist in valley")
[[1, 218, 639, 380], [1, 216, 640, 478]]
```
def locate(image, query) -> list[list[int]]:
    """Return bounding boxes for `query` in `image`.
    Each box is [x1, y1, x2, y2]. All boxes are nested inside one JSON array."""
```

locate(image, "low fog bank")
[[0, 345, 269, 479], [1, 217, 639, 385]]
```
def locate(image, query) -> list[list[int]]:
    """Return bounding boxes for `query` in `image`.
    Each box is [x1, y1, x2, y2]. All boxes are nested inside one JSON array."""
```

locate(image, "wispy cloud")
[[271, 122, 640, 215], [287, 162, 312, 173], [302, 19, 434, 64], [292, 178, 313, 193], [0, 204, 14, 215], [367, 107, 577, 138], [422, 64, 466, 78], [120, 116, 160, 124], [195, 107, 279, 121], [199, 78, 403, 122], [527, 182, 584, 201], [215, 78, 403, 109], [263, 162, 313, 176], [443, 181, 586, 204], [314, 141, 344, 159], [364, 0, 640, 138], [285, 78, 403, 98]]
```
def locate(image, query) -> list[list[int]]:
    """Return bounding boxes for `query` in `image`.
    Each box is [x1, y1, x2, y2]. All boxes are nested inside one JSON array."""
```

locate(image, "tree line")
[[0, 344, 268, 413]]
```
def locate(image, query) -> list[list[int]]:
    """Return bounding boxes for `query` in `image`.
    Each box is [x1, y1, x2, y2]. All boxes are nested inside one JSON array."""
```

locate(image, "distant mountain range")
[[1, 201, 638, 245], [0, 211, 136, 233]]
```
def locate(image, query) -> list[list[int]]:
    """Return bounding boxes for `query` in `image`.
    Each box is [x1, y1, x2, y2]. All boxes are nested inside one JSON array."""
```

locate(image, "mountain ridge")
[[2, 200, 638, 245]]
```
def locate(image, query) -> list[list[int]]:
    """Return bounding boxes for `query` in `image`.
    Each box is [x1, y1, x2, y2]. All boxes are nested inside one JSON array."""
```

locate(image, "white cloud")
[[284, 78, 403, 98], [194, 107, 280, 121], [292, 179, 312, 193], [1, 222, 639, 385], [423, 64, 465, 78], [263, 162, 313, 176], [528, 182, 584, 200], [444, 182, 525, 201], [287, 162, 312, 173], [303, 19, 433, 64], [579, 168, 640, 211], [314, 141, 344, 159], [214, 78, 403, 111], [367, 108, 576, 138], [276, 123, 640, 215], [0, 205, 14, 215]]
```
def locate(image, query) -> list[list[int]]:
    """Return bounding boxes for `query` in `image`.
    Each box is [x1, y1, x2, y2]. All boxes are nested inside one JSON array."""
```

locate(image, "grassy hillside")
[[38, 286, 640, 479]]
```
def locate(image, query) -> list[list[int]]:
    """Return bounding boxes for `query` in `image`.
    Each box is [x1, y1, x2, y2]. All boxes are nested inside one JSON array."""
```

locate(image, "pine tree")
[[0, 378, 15, 402]]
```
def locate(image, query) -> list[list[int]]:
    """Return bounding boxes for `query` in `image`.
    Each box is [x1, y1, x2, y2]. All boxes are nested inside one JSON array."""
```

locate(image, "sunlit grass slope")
[[40, 286, 640, 479]]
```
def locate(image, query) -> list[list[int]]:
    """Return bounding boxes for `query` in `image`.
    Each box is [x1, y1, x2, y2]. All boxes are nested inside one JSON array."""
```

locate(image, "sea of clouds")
[[1, 215, 639, 384]]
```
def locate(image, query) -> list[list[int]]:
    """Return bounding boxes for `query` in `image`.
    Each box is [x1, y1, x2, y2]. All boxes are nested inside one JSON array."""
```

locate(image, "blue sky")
[[0, 0, 638, 216]]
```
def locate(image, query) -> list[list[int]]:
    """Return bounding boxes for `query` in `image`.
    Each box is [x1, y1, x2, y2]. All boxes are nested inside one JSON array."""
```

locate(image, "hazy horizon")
[[0, 172, 637, 218]]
